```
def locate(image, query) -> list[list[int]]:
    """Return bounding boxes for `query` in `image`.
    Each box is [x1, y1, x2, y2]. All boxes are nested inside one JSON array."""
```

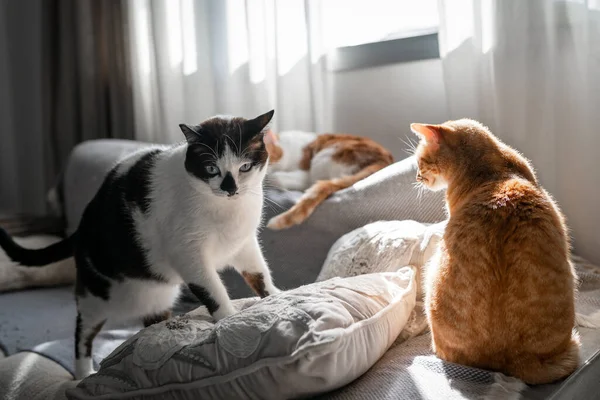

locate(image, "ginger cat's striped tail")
[[267, 162, 387, 230]]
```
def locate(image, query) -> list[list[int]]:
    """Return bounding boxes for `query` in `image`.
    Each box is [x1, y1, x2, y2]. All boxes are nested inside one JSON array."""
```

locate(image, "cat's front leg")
[[176, 258, 236, 321], [233, 236, 281, 297]]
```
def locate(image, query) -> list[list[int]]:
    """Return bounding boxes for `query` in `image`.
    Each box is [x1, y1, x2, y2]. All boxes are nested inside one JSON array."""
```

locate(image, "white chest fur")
[[133, 147, 265, 277], [200, 194, 263, 246], [147, 191, 263, 273]]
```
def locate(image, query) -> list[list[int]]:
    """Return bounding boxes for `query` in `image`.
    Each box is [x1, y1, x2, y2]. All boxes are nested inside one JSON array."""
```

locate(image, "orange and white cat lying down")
[[264, 130, 393, 230]]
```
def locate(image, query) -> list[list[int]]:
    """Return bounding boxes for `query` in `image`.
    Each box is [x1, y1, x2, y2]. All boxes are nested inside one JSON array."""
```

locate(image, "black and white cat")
[[0, 110, 281, 379]]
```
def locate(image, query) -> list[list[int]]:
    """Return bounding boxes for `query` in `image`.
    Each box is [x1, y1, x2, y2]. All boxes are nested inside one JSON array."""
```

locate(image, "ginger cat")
[[264, 130, 393, 230], [412, 119, 579, 384]]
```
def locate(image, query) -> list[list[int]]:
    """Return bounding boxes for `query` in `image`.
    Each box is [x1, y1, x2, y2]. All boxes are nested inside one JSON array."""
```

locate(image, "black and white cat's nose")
[[220, 172, 238, 196]]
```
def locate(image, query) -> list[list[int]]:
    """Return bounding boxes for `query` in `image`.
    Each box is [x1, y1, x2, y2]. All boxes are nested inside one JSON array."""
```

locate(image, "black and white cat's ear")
[[245, 110, 275, 134], [179, 124, 202, 142]]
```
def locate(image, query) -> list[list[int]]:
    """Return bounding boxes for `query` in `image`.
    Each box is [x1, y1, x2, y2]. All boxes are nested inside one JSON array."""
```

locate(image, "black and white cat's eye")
[[205, 165, 220, 176], [239, 162, 253, 172]]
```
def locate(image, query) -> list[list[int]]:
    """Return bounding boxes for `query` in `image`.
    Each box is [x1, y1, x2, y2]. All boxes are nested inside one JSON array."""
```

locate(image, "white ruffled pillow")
[[67, 268, 417, 400], [317, 220, 446, 282], [316, 220, 446, 342]]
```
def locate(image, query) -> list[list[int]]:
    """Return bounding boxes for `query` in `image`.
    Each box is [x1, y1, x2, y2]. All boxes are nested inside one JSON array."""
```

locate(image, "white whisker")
[[263, 197, 284, 210], [196, 153, 216, 159], [412, 181, 426, 202], [246, 188, 286, 212], [399, 136, 418, 155], [238, 124, 243, 157], [195, 143, 218, 158], [225, 134, 239, 155]]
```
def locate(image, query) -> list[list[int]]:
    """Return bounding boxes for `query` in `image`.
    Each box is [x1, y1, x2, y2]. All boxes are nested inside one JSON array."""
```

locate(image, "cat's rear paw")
[[267, 214, 301, 230], [266, 216, 286, 230]]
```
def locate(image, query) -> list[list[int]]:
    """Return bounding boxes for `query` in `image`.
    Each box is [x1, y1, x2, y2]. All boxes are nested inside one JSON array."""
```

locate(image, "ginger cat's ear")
[[411, 123, 442, 146], [263, 129, 279, 145]]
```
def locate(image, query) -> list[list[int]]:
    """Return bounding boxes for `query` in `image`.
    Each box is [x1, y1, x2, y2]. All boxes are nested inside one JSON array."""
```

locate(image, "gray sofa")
[[0, 139, 600, 400]]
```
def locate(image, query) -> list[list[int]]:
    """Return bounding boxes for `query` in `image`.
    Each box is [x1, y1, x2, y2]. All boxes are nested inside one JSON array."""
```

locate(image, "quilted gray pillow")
[[67, 269, 417, 400]]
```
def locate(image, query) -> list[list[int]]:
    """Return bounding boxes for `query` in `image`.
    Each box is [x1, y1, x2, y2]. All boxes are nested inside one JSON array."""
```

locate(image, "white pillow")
[[317, 220, 446, 283], [67, 268, 417, 400], [317, 220, 446, 343]]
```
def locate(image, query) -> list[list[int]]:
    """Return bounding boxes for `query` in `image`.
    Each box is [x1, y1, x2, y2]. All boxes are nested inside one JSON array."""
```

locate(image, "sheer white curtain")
[[126, 0, 326, 144], [438, 0, 600, 261], [124, 0, 600, 262]]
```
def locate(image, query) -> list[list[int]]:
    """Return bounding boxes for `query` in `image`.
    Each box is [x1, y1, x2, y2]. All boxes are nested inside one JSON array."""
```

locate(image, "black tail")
[[0, 228, 75, 266]]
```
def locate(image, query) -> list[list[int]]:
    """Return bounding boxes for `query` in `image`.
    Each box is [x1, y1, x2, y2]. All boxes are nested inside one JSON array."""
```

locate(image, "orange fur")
[[413, 119, 579, 384], [303, 134, 393, 169], [268, 162, 389, 229], [267, 133, 393, 230], [264, 130, 283, 164]]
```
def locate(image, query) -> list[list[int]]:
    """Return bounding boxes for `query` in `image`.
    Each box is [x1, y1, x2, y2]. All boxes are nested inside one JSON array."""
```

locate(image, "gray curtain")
[[0, 0, 134, 216]]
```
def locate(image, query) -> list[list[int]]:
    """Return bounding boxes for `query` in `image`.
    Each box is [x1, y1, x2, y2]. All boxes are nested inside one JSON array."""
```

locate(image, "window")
[[319, 0, 439, 50], [319, 0, 440, 71]]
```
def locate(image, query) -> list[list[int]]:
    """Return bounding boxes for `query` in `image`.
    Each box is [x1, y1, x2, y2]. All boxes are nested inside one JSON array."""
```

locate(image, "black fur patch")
[[220, 172, 237, 196], [124, 150, 160, 214], [74, 149, 166, 301], [188, 283, 220, 315], [75, 250, 112, 300], [84, 320, 106, 357], [75, 313, 82, 359]]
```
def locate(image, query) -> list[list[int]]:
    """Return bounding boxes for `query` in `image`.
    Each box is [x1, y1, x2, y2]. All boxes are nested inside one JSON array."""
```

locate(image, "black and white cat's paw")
[[266, 285, 282, 296], [212, 304, 237, 322]]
